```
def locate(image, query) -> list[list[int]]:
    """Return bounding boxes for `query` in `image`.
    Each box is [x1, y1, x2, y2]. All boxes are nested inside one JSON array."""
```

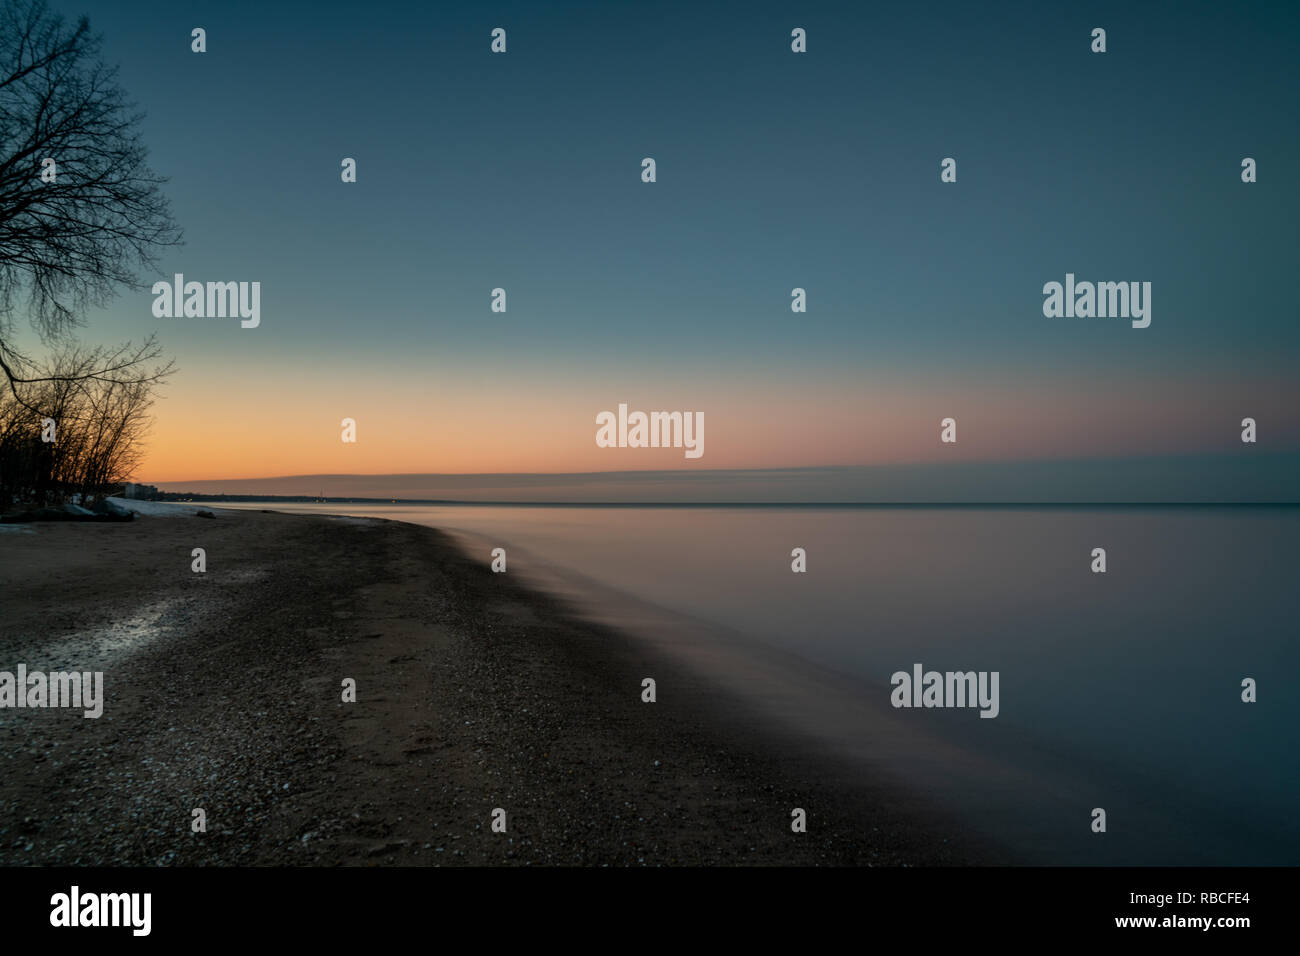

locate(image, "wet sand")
[[0, 507, 997, 865]]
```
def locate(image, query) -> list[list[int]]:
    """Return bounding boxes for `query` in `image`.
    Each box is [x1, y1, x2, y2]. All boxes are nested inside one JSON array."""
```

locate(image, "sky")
[[21, 0, 1300, 498]]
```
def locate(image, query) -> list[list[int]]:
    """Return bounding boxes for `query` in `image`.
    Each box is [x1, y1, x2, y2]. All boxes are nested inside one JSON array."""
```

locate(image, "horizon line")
[[140, 448, 1300, 486], [142, 495, 1300, 509]]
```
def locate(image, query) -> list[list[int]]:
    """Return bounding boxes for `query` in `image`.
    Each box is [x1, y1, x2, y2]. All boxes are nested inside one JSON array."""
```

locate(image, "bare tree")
[[0, 340, 166, 508], [0, 0, 181, 396]]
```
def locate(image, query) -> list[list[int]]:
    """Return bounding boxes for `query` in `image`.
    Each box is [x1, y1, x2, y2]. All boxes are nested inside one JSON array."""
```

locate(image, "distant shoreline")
[[141, 495, 1300, 509]]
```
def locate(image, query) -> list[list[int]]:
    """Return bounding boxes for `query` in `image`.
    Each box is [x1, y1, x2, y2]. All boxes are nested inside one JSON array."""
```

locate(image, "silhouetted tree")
[[0, 342, 163, 508], [0, 0, 180, 398]]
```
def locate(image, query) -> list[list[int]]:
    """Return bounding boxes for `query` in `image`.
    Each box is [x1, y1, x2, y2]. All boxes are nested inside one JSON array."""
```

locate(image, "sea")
[[220, 501, 1300, 865]]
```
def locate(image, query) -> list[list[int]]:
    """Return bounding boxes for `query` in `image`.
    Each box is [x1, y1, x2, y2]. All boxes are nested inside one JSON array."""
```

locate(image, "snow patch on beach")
[[221, 566, 270, 583], [1, 599, 177, 690], [107, 497, 232, 517], [322, 515, 382, 525]]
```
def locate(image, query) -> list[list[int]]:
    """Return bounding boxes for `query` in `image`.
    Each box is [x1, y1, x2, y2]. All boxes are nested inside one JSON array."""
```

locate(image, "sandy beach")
[[0, 506, 994, 866]]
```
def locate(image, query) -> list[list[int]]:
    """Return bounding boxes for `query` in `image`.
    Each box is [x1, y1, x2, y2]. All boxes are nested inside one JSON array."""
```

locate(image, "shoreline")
[[0, 506, 1001, 865]]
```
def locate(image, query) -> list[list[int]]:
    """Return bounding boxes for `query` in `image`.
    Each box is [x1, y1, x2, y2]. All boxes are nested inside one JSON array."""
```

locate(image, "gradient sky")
[[20, 0, 1300, 493]]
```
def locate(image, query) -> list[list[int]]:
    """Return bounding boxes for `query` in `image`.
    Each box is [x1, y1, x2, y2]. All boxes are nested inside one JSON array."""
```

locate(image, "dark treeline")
[[0, 344, 159, 512], [0, 1, 181, 512]]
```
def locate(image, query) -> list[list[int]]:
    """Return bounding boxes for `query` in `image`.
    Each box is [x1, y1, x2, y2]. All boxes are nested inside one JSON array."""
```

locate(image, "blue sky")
[[29, 0, 1300, 496]]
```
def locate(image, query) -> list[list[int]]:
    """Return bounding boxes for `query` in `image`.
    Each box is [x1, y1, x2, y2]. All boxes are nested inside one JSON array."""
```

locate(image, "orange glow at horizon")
[[132, 367, 1285, 483]]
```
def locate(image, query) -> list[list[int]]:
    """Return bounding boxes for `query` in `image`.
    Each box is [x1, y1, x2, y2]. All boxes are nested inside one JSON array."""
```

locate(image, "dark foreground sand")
[[0, 509, 996, 865]]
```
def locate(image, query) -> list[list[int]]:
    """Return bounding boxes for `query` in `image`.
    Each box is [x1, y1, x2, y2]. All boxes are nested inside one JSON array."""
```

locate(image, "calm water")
[[224, 502, 1300, 864]]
